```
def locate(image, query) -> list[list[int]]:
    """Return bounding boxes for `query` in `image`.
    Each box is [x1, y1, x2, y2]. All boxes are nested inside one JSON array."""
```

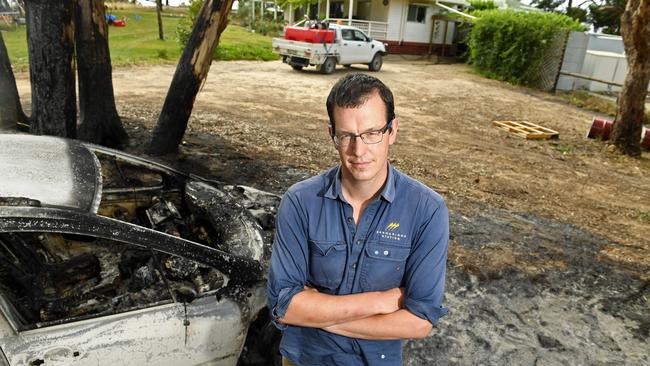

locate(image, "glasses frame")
[[332, 120, 394, 148]]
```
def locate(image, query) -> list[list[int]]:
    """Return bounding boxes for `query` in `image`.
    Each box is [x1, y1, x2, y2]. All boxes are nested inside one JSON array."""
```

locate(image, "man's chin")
[[347, 167, 375, 181]]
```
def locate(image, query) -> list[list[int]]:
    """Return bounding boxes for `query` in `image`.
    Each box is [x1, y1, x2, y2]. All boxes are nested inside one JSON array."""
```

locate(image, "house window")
[[407, 5, 427, 24]]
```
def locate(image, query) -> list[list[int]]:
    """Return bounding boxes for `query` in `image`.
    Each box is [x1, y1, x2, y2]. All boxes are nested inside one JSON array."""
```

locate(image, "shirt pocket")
[[308, 240, 347, 291], [360, 241, 410, 292]]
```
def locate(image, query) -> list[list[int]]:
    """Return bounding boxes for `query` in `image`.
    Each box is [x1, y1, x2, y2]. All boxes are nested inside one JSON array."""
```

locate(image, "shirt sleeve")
[[267, 190, 309, 330], [402, 195, 449, 325]]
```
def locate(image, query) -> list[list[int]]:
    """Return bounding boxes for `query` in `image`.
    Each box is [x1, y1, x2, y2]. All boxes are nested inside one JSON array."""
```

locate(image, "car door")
[[0, 227, 252, 366], [339, 28, 362, 64], [352, 30, 374, 63]]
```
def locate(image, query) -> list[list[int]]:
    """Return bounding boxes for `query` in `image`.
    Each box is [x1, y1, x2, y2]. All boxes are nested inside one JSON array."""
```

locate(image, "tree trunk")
[[611, 0, 650, 156], [75, 0, 128, 148], [148, 0, 234, 155], [25, 0, 76, 138], [156, 0, 164, 40], [0, 30, 29, 130]]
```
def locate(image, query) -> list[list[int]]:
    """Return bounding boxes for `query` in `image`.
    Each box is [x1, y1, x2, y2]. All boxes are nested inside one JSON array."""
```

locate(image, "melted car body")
[[0, 134, 280, 366]]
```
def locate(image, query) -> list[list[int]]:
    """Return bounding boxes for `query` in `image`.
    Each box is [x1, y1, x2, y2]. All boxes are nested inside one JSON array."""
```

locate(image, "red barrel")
[[587, 117, 614, 140], [641, 126, 650, 150]]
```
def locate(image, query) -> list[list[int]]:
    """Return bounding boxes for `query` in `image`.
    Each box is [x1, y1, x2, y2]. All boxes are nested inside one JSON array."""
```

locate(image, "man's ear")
[[388, 118, 399, 145], [328, 126, 336, 145]]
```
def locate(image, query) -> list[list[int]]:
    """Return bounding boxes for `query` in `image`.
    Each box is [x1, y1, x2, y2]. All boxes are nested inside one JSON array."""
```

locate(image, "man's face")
[[331, 92, 398, 186]]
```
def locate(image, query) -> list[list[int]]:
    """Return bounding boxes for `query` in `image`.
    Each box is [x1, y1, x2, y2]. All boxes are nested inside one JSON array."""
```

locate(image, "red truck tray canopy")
[[284, 26, 335, 44]]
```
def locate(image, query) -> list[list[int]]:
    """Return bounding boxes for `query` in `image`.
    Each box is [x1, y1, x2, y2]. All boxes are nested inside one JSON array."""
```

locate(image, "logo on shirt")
[[385, 222, 400, 231], [376, 222, 407, 241]]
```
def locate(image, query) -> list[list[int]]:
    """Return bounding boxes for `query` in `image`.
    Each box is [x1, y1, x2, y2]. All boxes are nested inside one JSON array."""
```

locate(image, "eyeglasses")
[[333, 120, 393, 147]]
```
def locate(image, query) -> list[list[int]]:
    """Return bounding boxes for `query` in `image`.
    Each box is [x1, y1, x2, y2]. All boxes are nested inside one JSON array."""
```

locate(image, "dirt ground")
[[15, 57, 650, 364]]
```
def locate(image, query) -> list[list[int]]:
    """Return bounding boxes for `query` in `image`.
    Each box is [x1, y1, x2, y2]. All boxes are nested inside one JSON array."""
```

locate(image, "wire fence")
[[528, 29, 569, 92]]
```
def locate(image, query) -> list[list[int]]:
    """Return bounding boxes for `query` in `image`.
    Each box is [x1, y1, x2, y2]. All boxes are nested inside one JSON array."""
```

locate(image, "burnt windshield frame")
[[0, 207, 264, 281]]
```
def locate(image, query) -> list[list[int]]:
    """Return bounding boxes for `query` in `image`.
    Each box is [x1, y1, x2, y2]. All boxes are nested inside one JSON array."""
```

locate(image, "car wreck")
[[0, 134, 281, 366]]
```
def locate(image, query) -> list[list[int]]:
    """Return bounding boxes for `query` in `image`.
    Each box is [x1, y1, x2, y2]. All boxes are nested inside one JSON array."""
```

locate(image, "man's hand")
[[378, 287, 405, 314]]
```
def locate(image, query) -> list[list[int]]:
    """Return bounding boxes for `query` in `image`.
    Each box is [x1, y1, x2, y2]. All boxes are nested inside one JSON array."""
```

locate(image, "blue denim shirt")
[[267, 164, 449, 366]]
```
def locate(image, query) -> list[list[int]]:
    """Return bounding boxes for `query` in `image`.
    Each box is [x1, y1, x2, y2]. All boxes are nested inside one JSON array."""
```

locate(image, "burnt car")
[[0, 134, 281, 365]]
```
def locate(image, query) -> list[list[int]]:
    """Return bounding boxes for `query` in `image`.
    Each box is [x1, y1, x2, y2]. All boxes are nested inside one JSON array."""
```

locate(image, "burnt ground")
[[14, 58, 650, 364]]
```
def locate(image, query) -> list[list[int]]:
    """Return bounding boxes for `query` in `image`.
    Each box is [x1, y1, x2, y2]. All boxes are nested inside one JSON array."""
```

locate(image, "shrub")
[[176, 0, 203, 46], [468, 0, 497, 11], [468, 10, 585, 85], [250, 19, 285, 36]]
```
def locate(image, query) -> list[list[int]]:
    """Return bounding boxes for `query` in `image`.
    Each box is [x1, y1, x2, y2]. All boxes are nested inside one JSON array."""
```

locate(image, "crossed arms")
[[278, 287, 433, 340]]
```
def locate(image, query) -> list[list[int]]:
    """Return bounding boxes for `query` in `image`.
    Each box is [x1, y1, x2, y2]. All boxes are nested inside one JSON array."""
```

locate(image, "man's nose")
[[348, 136, 367, 156]]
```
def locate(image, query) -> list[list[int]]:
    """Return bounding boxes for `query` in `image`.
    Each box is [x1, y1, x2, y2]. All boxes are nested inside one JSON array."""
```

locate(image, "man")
[[267, 74, 449, 365]]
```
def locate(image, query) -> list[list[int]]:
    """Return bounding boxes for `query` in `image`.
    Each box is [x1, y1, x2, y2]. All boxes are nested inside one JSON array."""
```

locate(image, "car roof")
[[0, 134, 102, 213]]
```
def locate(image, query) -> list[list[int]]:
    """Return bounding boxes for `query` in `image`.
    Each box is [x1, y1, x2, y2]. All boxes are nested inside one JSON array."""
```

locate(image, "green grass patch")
[[558, 90, 650, 122], [2, 8, 277, 70], [107, 10, 184, 66], [552, 144, 575, 154], [639, 211, 650, 224], [557, 91, 617, 117], [1, 27, 29, 69], [215, 25, 278, 61]]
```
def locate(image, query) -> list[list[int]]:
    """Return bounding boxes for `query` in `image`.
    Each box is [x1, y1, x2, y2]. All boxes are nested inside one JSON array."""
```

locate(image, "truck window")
[[353, 30, 368, 42], [341, 29, 354, 41]]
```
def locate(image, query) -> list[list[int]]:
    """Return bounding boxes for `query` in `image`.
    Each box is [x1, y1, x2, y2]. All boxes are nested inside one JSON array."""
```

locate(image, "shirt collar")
[[323, 163, 396, 203]]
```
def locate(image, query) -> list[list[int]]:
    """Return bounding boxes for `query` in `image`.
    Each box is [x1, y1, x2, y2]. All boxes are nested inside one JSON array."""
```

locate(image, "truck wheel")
[[320, 57, 336, 74], [368, 53, 383, 72], [291, 65, 303, 71]]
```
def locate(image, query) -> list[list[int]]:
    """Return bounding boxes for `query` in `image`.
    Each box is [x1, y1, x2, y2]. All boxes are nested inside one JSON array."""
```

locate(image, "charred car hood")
[[0, 134, 102, 213]]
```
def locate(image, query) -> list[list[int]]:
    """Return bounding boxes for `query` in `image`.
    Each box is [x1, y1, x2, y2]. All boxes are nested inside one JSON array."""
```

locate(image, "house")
[[283, 0, 473, 55], [282, 0, 537, 55]]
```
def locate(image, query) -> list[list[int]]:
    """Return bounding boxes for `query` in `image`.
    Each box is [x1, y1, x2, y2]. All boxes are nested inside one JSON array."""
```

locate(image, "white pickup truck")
[[272, 24, 388, 74]]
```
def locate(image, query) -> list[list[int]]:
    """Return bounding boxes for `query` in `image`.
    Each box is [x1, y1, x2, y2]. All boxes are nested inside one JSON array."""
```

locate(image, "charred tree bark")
[[156, 0, 164, 40], [0, 31, 29, 130], [75, 0, 128, 148], [611, 0, 650, 156], [25, 0, 76, 137], [148, 0, 233, 155]]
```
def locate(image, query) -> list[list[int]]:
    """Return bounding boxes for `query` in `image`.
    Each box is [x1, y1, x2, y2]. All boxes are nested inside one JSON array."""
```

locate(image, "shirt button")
[[352, 263, 357, 269], [383, 250, 389, 256], [381, 354, 386, 359], [347, 217, 353, 224], [374, 250, 379, 255], [356, 240, 362, 245]]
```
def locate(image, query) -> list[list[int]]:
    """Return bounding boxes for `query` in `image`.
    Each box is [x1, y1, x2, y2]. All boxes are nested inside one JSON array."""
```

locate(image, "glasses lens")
[[336, 135, 352, 146], [361, 131, 383, 144]]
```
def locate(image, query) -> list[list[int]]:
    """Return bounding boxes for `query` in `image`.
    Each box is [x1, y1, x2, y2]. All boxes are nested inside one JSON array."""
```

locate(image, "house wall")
[[386, 0, 405, 41], [403, 3, 436, 43], [385, 2, 454, 43], [370, 0, 390, 22]]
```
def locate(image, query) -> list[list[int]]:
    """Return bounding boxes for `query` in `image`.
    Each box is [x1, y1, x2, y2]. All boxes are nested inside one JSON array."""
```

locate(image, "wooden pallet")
[[492, 120, 559, 140]]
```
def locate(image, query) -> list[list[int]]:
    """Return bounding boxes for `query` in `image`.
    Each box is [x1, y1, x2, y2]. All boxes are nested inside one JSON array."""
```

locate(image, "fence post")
[[552, 30, 570, 93]]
